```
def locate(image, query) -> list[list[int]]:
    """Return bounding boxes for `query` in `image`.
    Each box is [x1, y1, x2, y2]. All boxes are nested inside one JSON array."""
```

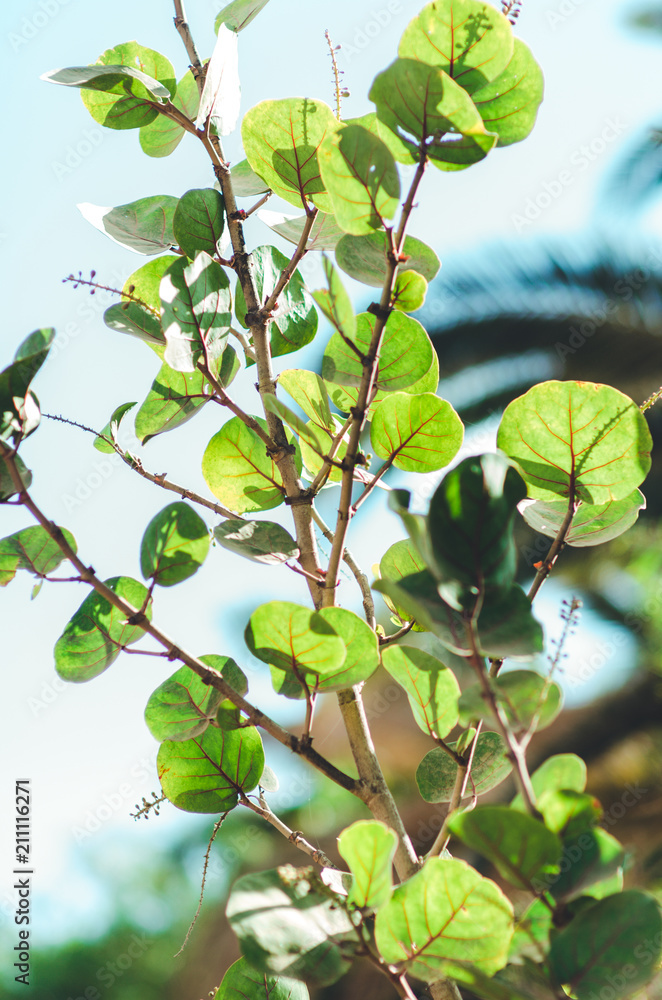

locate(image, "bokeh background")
[[2, 0, 662, 997]]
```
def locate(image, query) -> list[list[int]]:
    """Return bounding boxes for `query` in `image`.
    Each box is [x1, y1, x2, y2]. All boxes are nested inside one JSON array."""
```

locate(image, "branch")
[[242, 791, 336, 869], [527, 495, 577, 603], [260, 207, 318, 317], [311, 506, 375, 628], [198, 361, 279, 453], [0, 439, 359, 796], [426, 723, 483, 858], [309, 414, 353, 494], [172, 0, 204, 77]]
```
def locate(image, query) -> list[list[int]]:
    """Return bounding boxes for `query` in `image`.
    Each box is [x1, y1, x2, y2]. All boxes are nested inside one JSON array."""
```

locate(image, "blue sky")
[[1, 0, 661, 950]]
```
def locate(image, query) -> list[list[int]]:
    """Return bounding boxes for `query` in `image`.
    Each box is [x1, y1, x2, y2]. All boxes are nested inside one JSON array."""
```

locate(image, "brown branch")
[[260, 207, 318, 317], [427, 723, 483, 858], [309, 414, 353, 494], [242, 791, 336, 869], [172, 0, 204, 77], [311, 506, 375, 628], [198, 361, 278, 453], [527, 495, 577, 603]]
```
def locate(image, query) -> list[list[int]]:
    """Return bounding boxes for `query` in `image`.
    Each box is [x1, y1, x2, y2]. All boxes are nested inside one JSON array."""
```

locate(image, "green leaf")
[[549, 891, 662, 999], [349, 111, 419, 167], [263, 397, 325, 453], [140, 502, 210, 587], [497, 381, 653, 504], [370, 59, 497, 171], [548, 828, 625, 901], [140, 69, 200, 157], [322, 311, 434, 393], [202, 415, 291, 514], [93, 401, 137, 453], [241, 99, 338, 212], [278, 369, 333, 431], [173, 188, 225, 259], [426, 453, 525, 605], [158, 723, 263, 813], [135, 360, 228, 444], [124, 255, 179, 316], [54, 577, 152, 682], [337, 820, 397, 911], [371, 392, 463, 473], [145, 658, 245, 742], [161, 252, 232, 377], [298, 415, 348, 485], [416, 731, 512, 802], [258, 210, 345, 251], [235, 246, 318, 358], [399, 0, 514, 95], [313, 606, 380, 691], [214, 519, 299, 565], [520, 489, 646, 548], [312, 257, 356, 343], [392, 270, 427, 312], [537, 789, 602, 838], [0, 454, 32, 500], [459, 669, 562, 733], [375, 857, 513, 981], [0, 525, 77, 587], [318, 124, 400, 235], [78, 196, 178, 255], [335, 231, 440, 287], [381, 645, 460, 738], [0, 328, 55, 440], [509, 899, 552, 965], [103, 300, 164, 347], [213, 956, 308, 1000], [448, 807, 561, 891], [511, 754, 587, 812], [215, 0, 271, 33], [472, 39, 544, 147], [75, 43, 174, 130], [378, 538, 427, 627], [226, 866, 357, 986], [231, 159, 272, 196]]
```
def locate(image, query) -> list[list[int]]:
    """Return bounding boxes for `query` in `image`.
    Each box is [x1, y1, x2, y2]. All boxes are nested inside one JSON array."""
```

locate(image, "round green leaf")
[[258, 209, 345, 251], [318, 123, 400, 235], [278, 369, 333, 431], [338, 820, 398, 911], [202, 415, 290, 515], [511, 753, 586, 812], [549, 891, 662, 1000], [472, 39, 544, 147], [226, 866, 357, 986], [381, 645, 460, 738], [140, 501, 210, 587], [241, 98, 338, 212], [327, 347, 439, 415], [140, 69, 200, 158], [313, 606, 380, 691], [93, 401, 137, 453], [378, 538, 427, 627], [231, 158, 272, 196], [134, 361, 225, 445], [335, 231, 440, 287], [213, 956, 309, 1000], [374, 857, 513, 982], [173, 188, 225, 259], [145, 662, 226, 742], [370, 392, 463, 473], [459, 669, 563, 733], [548, 828, 625, 901], [213, 519, 299, 565], [161, 251, 232, 377], [448, 806, 562, 891], [392, 270, 427, 312], [399, 0, 514, 95], [123, 255, 179, 315], [158, 724, 264, 813], [497, 381, 653, 504], [103, 301, 164, 347], [78, 195, 179, 255], [0, 525, 77, 587], [54, 576, 152, 682], [538, 789, 602, 838], [0, 454, 32, 500], [520, 489, 646, 548], [0, 328, 55, 440], [416, 731, 512, 803]]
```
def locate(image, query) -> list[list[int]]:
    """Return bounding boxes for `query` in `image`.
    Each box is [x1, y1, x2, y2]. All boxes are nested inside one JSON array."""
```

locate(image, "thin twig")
[[260, 208, 318, 317], [242, 791, 336, 869], [528, 496, 577, 602], [378, 620, 415, 646], [311, 506, 375, 627], [172, 0, 205, 77], [175, 814, 227, 957], [198, 361, 279, 453], [309, 414, 353, 494], [427, 723, 482, 858], [229, 326, 256, 363]]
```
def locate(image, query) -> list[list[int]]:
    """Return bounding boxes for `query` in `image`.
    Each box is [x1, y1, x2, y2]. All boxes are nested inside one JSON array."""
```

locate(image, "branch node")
[[367, 301, 393, 322]]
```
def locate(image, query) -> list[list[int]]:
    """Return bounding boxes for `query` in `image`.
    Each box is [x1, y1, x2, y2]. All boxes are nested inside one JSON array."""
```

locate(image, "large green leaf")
[[370, 59, 497, 171], [318, 124, 400, 235], [549, 891, 662, 999], [201, 416, 290, 514], [459, 669, 562, 733], [427, 453, 525, 606], [0, 525, 77, 587], [278, 369, 333, 431], [337, 820, 397, 911], [448, 807, 561, 891], [416, 731, 512, 802], [144, 656, 246, 742], [335, 231, 440, 287], [511, 754, 587, 812], [140, 501, 210, 587], [374, 857, 513, 981], [78, 196, 178, 255], [258, 210, 345, 251], [124, 255, 179, 315], [378, 538, 427, 627], [103, 300, 164, 347], [472, 39, 544, 147], [54, 577, 152, 682], [140, 69, 200, 157], [313, 607, 380, 691], [214, 519, 299, 565], [0, 328, 55, 440], [173, 188, 225, 259], [537, 789, 602, 838], [549, 828, 625, 901], [215, 0, 272, 33], [226, 866, 357, 985], [381, 645, 460, 738], [135, 362, 216, 444], [158, 724, 263, 813], [241, 99, 338, 212], [213, 957, 308, 1000], [161, 252, 232, 377], [497, 381, 653, 504], [520, 489, 646, 548], [235, 246, 318, 358], [399, 0, 514, 95], [371, 392, 463, 473]]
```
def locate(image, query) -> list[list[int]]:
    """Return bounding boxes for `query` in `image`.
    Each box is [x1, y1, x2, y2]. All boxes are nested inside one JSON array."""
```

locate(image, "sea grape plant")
[[1, 0, 660, 998]]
